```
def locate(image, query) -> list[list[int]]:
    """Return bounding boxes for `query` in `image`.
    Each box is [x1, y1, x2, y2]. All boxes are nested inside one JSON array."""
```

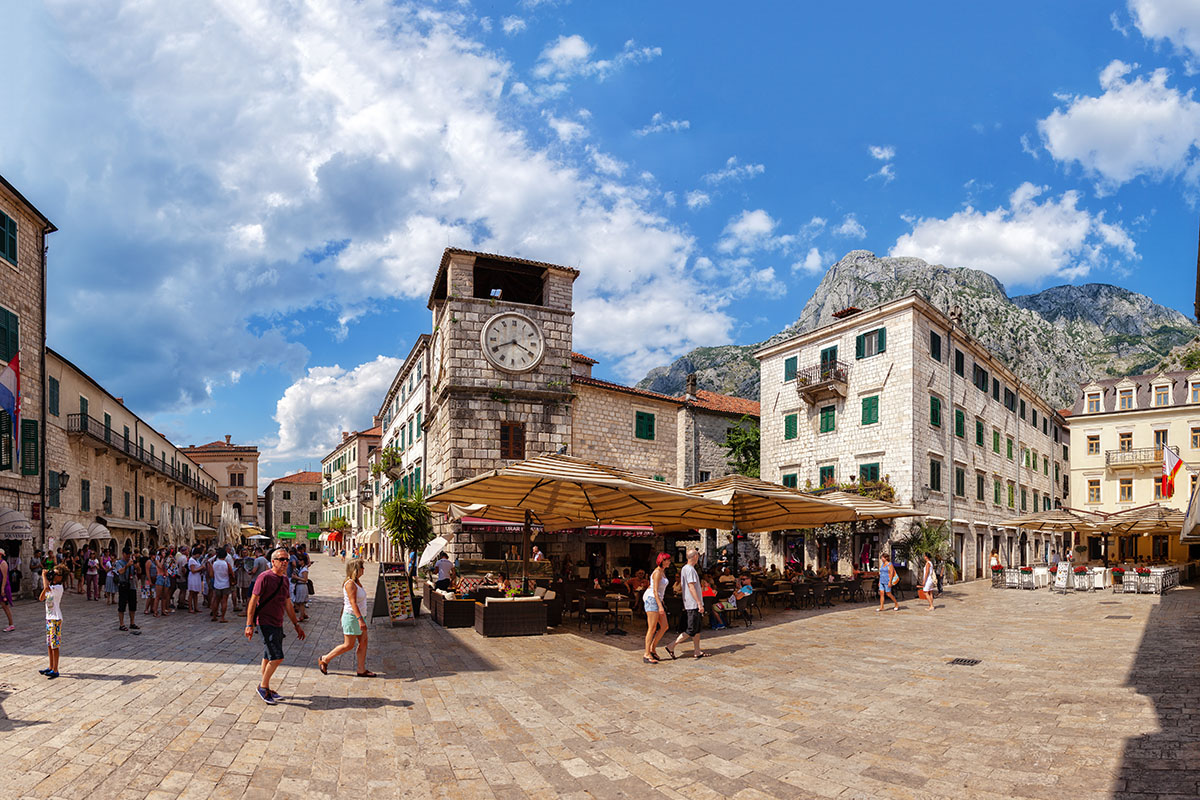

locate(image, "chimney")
[[949, 304, 963, 326], [115, 397, 124, 405], [224, 434, 231, 445], [372, 414, 382, 427], [342, 431, 350, 442], [685, 373, 698, 402]]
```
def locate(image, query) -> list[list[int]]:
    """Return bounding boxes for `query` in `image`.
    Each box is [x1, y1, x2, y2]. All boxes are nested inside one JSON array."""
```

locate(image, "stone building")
[[183, 436, 260, 527], [0, 174, 54, 578], [320, 426, 380, 553], [43, 348, 218, 557], [756, 293, 1068, 581], [1069, 370, 1200, 564], [263, 471, 321, 545]]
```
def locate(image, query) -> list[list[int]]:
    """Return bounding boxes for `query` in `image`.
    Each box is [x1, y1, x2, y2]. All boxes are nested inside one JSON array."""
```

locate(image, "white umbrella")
[[418, 536, 450, 569]]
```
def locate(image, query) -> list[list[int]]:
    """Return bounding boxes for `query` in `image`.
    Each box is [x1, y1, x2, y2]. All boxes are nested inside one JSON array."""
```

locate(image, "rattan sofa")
[[426, 583, 477, 628], [474, 596, 547, 637]]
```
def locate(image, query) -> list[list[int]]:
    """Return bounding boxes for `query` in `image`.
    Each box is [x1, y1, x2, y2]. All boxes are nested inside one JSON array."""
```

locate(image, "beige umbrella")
[[680, 475, 859, 531], [1102, 503, 1186, 535], [997, 507, 1107, 532], [812, 490, 926, 522]]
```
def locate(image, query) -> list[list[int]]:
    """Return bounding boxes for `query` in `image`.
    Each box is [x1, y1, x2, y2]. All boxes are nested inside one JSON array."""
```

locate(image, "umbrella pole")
[[521, 509, 532, 593]]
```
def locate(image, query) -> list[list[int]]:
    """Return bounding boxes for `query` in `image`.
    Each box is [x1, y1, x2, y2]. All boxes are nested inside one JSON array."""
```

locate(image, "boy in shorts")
[[39, 565, 65, 679]]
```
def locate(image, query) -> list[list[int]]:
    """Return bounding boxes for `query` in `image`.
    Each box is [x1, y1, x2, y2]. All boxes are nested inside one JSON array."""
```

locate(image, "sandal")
[[356, 671, 377, 678], [694, 652, 706, 659], [664, 646, 676, 660], [118, 625, 128, 631], [318, 658, 328, 675], [642, 657, 658, 664]]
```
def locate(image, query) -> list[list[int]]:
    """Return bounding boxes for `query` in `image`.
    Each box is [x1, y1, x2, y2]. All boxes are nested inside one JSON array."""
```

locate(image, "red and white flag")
[[1163, 446, 1183, 499]]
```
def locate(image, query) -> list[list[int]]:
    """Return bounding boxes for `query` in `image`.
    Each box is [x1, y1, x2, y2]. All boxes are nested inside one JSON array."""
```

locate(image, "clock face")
[[481, 312, 545, 372]]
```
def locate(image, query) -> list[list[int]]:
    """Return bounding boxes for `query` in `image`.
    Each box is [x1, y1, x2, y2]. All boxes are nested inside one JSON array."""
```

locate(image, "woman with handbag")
[[291, 561, 310, 622], [876, 552, 900, 612]]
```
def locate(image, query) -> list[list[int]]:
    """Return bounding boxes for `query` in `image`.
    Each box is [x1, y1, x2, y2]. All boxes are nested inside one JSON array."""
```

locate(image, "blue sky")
[[4, 0, 1200, 482]]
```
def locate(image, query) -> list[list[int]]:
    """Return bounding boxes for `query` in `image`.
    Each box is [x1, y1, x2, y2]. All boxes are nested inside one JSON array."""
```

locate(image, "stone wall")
[[571, 384, 677, 484], [266, 481, 320, 537]]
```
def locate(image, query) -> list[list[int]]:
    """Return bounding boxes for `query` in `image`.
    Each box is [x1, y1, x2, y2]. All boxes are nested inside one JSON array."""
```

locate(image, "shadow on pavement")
[[288, 695, 414, 710], [60, 672, 156, 684], [0, 684, 50, 732]]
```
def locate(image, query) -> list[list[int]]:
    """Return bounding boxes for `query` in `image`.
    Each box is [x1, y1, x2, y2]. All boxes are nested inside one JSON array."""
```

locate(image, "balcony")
[[795, 360, 849, 406], [67, 413, 219, 503], [1106, 445, 1177, 470]]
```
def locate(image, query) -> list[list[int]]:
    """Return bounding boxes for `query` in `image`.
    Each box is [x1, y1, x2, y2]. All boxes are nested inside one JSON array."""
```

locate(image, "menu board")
[[1052, 563, 1070, 593], [373, 562, 415, 624]]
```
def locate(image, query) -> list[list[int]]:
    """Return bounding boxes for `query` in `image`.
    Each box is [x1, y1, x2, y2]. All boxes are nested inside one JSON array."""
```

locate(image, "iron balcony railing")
[[1105, 445, 1177, 468], [67, 413, 219, 502], [795, 360, 849, 387]]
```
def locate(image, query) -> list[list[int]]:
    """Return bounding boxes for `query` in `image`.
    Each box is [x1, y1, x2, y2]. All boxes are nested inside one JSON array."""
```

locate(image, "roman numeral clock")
[[481, 312, 545, 372]]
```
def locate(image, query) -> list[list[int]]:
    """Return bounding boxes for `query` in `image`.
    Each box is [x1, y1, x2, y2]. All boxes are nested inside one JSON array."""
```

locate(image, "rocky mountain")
[[637, 250, 1200, 408]]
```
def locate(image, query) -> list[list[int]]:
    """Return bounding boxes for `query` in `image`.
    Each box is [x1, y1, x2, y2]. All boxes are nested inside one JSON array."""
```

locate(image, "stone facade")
[[43, 348, 218, 557], [182, 437, 260, 526], [0, 175, 53, 580], [571, 381, 678, 484], [757, 294, 1068, 580], [320, 426, 380, 552], [263, 471, 321, 542]]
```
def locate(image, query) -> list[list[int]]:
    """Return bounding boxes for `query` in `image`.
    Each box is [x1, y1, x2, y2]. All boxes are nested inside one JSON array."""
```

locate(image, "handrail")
[[1106, 445, 1177, 467], [795, 360, 849, 386]]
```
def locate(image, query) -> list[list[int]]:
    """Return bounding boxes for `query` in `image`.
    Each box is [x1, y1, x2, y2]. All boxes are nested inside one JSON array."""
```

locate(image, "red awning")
[[326, 531, 343, 541], [580, 524, 657, 538], [460, 517, 544, 534]]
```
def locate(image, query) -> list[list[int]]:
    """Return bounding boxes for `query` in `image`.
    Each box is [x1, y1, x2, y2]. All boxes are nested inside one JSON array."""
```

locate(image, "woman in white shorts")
[[641, 553, 671, 664]]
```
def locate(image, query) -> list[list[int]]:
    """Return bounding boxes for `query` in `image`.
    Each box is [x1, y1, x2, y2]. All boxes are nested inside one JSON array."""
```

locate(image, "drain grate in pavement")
[[1105, 615, 1132, 619], [948, 658, 982, 666]]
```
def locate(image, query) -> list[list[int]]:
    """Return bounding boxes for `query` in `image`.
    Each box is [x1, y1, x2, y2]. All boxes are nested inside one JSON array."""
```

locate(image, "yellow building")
[[1069, 370, 1200, 564]]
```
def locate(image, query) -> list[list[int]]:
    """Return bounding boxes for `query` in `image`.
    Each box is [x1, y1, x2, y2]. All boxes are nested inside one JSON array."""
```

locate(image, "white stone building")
[[756, 293, 1068, 580], [320, 426, 380, 554]]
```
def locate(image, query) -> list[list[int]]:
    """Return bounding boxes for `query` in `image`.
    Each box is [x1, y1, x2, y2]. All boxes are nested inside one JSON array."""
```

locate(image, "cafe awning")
[[100, 516, 151, 531], [460, 516, 545, 534], [0, 508, 33, 540], [579, 524, 656, 538], [811, 490, 926, 522], [60, 521, 89, 541], [85, 521, 112, 541]]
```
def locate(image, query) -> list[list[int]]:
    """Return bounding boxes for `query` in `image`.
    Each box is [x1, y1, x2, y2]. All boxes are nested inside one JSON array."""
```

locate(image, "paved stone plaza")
[[1, 556, 1197, 800]]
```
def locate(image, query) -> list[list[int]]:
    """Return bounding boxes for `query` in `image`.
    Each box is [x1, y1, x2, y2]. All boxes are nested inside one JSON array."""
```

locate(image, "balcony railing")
[[795, 360, 850, 404], [67, 413, 219, 502], [1106, 445, 1176, 469]]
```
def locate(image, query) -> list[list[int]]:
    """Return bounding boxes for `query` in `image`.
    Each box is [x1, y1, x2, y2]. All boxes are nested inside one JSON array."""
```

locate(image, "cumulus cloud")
[[501, 16, 526, 35], [868, 145, 895, 161], [1037, 59, 1200, 190], [889, 182, 1138, 287], [262, 355, 403, 471], [685, 190, 711, 210], [833, 214, 867, 239], [544, 112, 588, 142], [866, 144, 896, 183], [717, 209, 794, 254], [793, 247, 834, 275], [1129, 0, 1200, 61], [635, 112, 690, 136], [533, 35, 660, 82], [702, 156, 765, 184], [7, 1, 731, 425]]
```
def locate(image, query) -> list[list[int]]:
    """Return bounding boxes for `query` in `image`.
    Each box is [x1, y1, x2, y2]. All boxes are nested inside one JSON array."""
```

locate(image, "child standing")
[[39, 566, 64, 679]]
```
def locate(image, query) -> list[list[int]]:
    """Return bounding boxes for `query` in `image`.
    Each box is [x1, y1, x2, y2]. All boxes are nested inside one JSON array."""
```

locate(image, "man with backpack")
[[114, 545, 140, 632]]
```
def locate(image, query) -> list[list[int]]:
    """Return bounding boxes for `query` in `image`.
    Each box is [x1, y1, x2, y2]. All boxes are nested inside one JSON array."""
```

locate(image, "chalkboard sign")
[[1051, 563, 1070, 594], [373, 562, 415, 624]]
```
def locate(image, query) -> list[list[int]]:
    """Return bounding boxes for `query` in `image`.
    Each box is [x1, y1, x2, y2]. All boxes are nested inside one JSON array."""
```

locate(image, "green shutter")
[[784, 413, 798, 440], [0, 212, 15, 265], [635, 411, 656, 441], [993, 430, 1000, 453], [781, 473, 798, 488], [860, 462, 880, 482], [930, 396, 941, 427], [954, 409, 964, 438], [0, 308, 16, 363], [783, 356, 797, 382], [20, 420, 37, 475], [819, 465, 835, 487], [819, 406, 835, 433], [861, 395, 879, 425], [415, 466, 421, 493], [0, 410, 10, 471], [1007, 438, 1013, 459], [48, 470, 60, 507], [975, 419, 984, 445], [48, 377, 59, 416], [855, 334, 865, 360], [876, 328, 886, 353], [994, 478, 1001, 505]]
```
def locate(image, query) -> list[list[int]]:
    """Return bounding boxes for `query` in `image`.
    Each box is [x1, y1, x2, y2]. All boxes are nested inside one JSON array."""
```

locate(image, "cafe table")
[[604, 593, 630, 636]]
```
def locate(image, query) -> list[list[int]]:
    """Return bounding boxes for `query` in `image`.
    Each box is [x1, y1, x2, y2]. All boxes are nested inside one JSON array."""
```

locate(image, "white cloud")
[[799, 216, 826, 240], [685, 190, 711, 210], [866, 145, 895, 183], [793, 247, 833, 275], [533, 35, 660, 82], [702, 156, 765, 184], [501, 16, 526, 35], [868, 145, 895, 161], [889, 182, 1138, 287], [263, 355, 403, 469], [588, 148, 625, 176], [1130, 0, 1200, 61], [1037, 59, 1200, 190], [833, 214, 867, 239], [717, 209, 794, 254], [12, 1, 730, 416], [544, 112, 588, 142], [635, 112, 690, 136], [867, 163, 895, 183]]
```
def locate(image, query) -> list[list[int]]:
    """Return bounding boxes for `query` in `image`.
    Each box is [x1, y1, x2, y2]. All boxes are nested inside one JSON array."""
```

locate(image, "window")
[[1154, 429, 1168, 451], [855, 328, 886, 359], [634, 411, 655, 441], [1004, 388, 1016, 412], [818, 465, 835, 488], [1043, 455, 1049, 476], [992, 379, 1001, 402], [1118, 388, 1134, 410], [1154, 477, 1163, 500], [0, 211, 16, 266], [19, 420, 36, 476], [819, 406, 835, 433], [1031, 409, 1038, 428], [861, 395, 879, 426], [309, 491, 318, 501], [1119, 478, 1133, 502], [416, 411, 422, 438], [860, 462, 880, 483], [1063, 444, 1070, 461], [1044, 496, 1051, 511], [954, 409, 965, 438], [975, 419, 984, 446], [929, 459, 942, 492], [409, 419, 414, 446], [47, 377, 59, 417], [784, 413, 798, 440], [282, 490, 291, 500], [993, 429, 1000, 454], [1007, 438, 1014, 460], [1007, 482, 1015, 508], [973, 364, 989, 393], [783, 356, 797, 382], [1192, 383, 1200, 404], [283, 511, 291, 524], [1155, 385, 1170, 406], [930, 331, 942, 362], [1087, 393, 1101, 413], [930, 396, 942, 428], [1118, 432, 1133, 452], [954, 349, 964, 377], [1021, 487, 1027, 511], [309, 512, 318, 525], [0, 307, 18, 365], [48, 471, 60, 508], [104, 485, 112, 513], [698, 471, 711, 482], [81, 479, 90, 512], [500, 421, 526, 459], [993, 476, 1001, 505], [124, 492, 130, 517], [954, 467, 965, 498], [781, 473, 798, 488], [1019, 399, 1026, 420], [976, 473, 984, 501], [1087, 435, 1100, 455], [1088, 479, 1101, 502], [149, 499, 155, 520]]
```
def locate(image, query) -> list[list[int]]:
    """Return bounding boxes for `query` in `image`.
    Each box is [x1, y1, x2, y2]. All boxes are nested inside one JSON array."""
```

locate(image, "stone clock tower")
[[424, 249, 577, 499]]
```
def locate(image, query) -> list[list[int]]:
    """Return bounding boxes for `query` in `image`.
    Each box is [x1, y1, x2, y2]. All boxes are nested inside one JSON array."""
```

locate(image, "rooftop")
[[686, 389, 760, 418]]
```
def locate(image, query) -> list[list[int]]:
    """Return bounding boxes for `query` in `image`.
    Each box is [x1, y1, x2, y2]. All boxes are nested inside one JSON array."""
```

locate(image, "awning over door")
[[0, 508, 32, 540]]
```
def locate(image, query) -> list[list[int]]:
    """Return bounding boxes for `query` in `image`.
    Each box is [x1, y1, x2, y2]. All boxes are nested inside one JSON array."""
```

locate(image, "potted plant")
[[1019, 566, 1033, 574]]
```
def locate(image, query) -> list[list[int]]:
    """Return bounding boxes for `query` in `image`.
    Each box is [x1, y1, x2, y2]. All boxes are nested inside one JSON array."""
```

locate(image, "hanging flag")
[[1163, 446, 1183, 498], [1183, 476, 1200, 541], [0, 353, 18, 464]]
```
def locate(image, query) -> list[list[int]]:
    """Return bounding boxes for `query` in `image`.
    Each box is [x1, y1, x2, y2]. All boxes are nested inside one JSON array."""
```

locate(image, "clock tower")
[[425, 249, 577, 498]]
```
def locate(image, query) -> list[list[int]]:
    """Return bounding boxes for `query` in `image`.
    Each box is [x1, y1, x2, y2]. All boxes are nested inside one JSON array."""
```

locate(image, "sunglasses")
[[272, 557, 288, 562]]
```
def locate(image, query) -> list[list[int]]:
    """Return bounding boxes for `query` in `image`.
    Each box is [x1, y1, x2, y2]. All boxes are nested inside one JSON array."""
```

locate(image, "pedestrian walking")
[[918, 553, 935, 611], [103, 552, 117, 604], [665, 548, 705, 660], [142, 550, 158, 616], [39, 565, 65, 679], [317, 559, 375, 677], [210, 546, 233, 622], [187, 546, 204, 613], [85, 551, 100, 601], [876, 552, 900, 612], [115, 546, 141, 632], [641, 552, 670, 664], [245, 548, 306, 704], [1, 547, 14, 632], [291, 560, 310, 622]]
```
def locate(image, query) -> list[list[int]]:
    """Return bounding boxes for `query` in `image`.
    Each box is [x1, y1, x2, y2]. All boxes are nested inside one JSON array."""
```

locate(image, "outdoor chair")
[[733, 594, 753, 627], [858, 577, 875, 602], [746, 592, 764, 620], [791, 583, 813, 610], [811, 583, 829, 608], [1004, 568, 1020, 589], [579, 602, 611, 632], [991, 570, 1004, 588]]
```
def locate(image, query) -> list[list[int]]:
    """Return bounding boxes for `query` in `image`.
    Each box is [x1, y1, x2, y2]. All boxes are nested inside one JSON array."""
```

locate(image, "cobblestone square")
[[1, 555, 1197, 799]]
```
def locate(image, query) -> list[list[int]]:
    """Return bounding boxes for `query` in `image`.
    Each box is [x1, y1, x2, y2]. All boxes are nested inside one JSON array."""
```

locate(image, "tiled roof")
[[359, 426, 382, 437], [186, 439, 258, 451], [1070, 369, 1198, 415], [686, 390, 760, 418], [1058, 408, 1073, 418], [573, 376, 680, 404], [571, 352, 598, 365], [273, 471, 322, 484], [428, 247, 580, 308]]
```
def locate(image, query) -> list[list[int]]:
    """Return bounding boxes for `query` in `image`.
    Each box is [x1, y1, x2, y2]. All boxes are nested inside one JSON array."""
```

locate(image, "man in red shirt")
[[244, 548, 305, 704]]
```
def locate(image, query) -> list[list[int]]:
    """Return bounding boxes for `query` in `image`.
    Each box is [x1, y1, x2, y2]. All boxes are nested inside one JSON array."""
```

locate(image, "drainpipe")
[[39, 227, 48, 551]]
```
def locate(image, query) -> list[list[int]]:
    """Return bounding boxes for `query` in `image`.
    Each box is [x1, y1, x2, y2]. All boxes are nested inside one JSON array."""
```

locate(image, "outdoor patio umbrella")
[[997, 507, 1107, 532], [418, 536, 450, 569], [810, 490, 926, 521], [1101, 503, 1187, 535]]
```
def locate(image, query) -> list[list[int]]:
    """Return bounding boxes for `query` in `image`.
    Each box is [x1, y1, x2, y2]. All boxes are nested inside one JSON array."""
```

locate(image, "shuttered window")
[[929, 459, 942, 492], [20, 420, 37, 475], [954, 409, 965, 438], [818, 465, 835, 487], [975, 419, 984, 446], [819, 406, 835, 433], [781, 473, 798, 488], [954, 467, 965, 497], [854, 328, 886, 359], [784, 413, 798, 440], [929, 331, 942, 362], [634, 412, 655, 441], [783, 356, 797, 382], [500, 421, 526, 458], [48, 470, 60, 507], [930, 396, 942, 427], [81, 479, 91, 512], [860, 462, 880, 482], [0, 307, 18, 363], [0, 411, 10, 471], [0, 211, 16, 266], [48, 377, 59, 416], [861, 395, 879, 425]]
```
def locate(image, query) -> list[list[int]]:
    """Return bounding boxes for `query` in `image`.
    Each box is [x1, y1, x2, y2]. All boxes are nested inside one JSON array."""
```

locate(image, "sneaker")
[[712, 624, 726, 630], [46, 670, 58, 680], [268, 690, 284, 702], [38, 668, 51, 675], [257, 686, 276, 705], [3, 625, 13, 632], [129, 624, 140, 630]]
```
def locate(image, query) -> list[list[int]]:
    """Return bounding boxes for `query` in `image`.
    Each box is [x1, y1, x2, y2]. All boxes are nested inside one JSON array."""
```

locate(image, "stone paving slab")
[[1, 557, 1197, 798]]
